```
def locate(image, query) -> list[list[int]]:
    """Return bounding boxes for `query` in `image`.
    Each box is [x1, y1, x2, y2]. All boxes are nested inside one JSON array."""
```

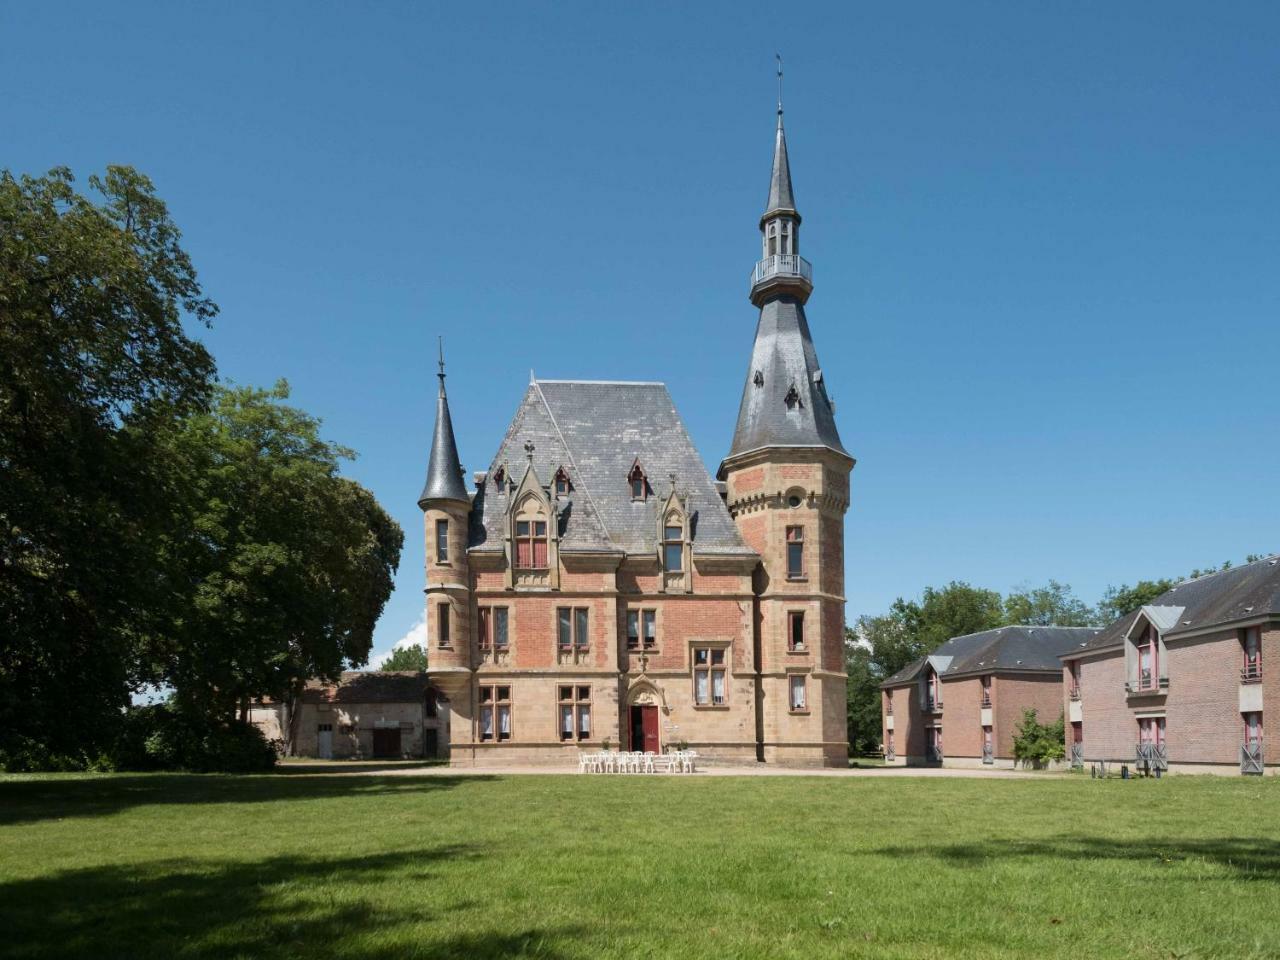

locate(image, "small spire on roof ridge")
[[437, 337, 447, 396]]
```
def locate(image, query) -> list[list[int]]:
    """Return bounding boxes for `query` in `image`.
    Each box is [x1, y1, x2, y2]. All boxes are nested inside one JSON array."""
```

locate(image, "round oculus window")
[[787, 495, 802, 508]]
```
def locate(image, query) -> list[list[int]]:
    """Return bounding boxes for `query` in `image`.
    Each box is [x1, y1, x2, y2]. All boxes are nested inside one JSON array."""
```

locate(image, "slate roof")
[[880, 626, 1101, 688], [418, 371, 468, 505], [1069, 555, 1280, 656], [469, 380, 755, 558], [301, 671, 434, 704], [764, 112, 796, 220], [721, 297, 851, 470]]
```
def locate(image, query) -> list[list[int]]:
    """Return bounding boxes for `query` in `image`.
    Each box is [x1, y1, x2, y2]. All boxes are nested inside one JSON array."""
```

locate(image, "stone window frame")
[[556, 606, 590, 651], [476, 605, 510, 653], [626, 607, 659, 652], [785, 525, 806, 581], [656, 489, 692, 594], [478, 684, 512, 742], [691, 641, 730, 709], [787, 671, 809, 714], [437, 601, 451, 649], [557, 684, 592, 742], [504, 464, 561, 590], [434, 518, 449, 565], [787, 609, 806, 652], [628, 459, 648, 501]]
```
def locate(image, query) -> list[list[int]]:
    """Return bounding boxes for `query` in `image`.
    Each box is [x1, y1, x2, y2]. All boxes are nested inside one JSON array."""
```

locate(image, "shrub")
[[1012, 708, 1066, 768], [113, 704, 277, 773]]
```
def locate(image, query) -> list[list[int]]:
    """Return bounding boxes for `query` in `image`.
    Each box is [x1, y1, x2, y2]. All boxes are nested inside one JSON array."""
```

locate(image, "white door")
[[317, 725, 333, 759]]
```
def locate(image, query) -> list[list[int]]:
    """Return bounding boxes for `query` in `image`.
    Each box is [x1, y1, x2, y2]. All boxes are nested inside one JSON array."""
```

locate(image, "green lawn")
[[2, 771, 1279, 959]]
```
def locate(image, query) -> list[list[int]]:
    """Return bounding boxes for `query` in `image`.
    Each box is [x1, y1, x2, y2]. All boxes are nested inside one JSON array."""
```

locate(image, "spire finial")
[[776, 54, 783, 122], [436, 337, 448, 397]]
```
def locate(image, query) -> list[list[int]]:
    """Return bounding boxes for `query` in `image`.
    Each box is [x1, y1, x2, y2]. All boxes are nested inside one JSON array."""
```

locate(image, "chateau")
[[419, 98, 854, 767]]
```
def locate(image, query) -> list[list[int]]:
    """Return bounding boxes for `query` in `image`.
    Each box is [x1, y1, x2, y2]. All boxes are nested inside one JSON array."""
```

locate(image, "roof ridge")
[[532, 380, 618, 551], [536, 379, 667, 387], [1172, 553, 1280, 588]]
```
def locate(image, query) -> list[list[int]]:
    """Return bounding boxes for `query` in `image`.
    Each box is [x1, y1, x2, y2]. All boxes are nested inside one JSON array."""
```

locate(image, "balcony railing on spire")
[[751, 254, 812, 288]]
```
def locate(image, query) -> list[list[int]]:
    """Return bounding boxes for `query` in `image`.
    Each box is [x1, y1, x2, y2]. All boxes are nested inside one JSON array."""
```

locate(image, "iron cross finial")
[[776, 53, 783, 117]]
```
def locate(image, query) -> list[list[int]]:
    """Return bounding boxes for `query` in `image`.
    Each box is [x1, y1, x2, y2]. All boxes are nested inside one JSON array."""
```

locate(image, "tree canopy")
[[1, 167, 403, 770], [379, 645, 429, 672]]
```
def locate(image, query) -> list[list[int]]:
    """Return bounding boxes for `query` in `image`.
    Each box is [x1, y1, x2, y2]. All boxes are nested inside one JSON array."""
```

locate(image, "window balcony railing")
[[1070, 743, 1084, 769], [751, 254, 813, 288], [1125, 674, 1168, 695], [1241, 663, 1263, 684], [980, 695, 992, 708], [1135, 742, 1168, 772], [924, 697, 943, 713], [1069, 686, 1081, 701], [1241, 740, 1264, 775], [885, 744, 896, 762], [926, 745, 944, 764], [981, 744, 993, 764]]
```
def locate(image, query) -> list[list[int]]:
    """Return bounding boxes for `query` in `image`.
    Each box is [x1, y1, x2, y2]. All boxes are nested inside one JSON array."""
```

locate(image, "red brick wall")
[[883, 684, 928, 759], [993, 675, 1063, 759], [1078, 651, 1130, 760], [1162, 630, 1245, 764], [941, 676, 982, 758]]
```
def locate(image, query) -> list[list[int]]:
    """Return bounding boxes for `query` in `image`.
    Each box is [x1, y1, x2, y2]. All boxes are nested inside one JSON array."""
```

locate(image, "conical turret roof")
[[418, 353, 468, 507]]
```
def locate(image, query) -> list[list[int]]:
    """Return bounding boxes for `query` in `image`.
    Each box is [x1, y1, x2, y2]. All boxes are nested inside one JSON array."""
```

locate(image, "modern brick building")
[[1062, 556, 1280, 775], [419, 96, 855, 767], [880, 626, 1098, 768]]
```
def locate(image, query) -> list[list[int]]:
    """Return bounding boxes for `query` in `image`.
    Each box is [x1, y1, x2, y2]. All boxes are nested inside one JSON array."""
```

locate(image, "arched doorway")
[[626, 683, 664, 754]]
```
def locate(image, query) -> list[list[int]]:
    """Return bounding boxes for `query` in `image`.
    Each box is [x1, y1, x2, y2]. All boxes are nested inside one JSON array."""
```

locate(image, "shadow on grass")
[[871, 835, 1280, 882], [274, 760, 450, 775], [0, 844, 582, 959], [0, 772, 494, 827]]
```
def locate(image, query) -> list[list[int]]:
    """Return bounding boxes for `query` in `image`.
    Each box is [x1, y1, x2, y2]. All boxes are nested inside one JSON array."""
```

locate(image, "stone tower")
[[719, 92, 855, 767], [418, 348, 473, 735]]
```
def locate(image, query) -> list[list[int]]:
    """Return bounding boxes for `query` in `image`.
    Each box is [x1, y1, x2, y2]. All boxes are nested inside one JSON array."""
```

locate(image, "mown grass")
[[2, 771, 1278, 959]]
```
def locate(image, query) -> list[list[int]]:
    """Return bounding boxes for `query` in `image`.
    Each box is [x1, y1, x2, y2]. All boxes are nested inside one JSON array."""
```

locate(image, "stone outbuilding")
[[251, 671, 447, 760]]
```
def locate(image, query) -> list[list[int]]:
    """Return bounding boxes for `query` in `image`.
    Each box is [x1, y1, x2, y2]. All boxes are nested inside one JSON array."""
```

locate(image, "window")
[[789, 674, 807, 712], [627, 609, 657, 650], [1243, 711, 1263, 746], [492, 465, 505, 487], [663, 525, 684, 572], [767, 221, 777, 256], [477, 606, 509, 651], [554, 468, 570, 498], [558, 685, 592, 741], [629, 463, 646, 501], [1137, 627, 1158, 690], [557, 607, 589, 649], [437, 602, 451, 648], [425, 689, 438, 719], [435, 519, 449, 564], [788, 611, 805, 651], [981, 676, 992, 707], [886, 731, 894, 756], [926, 669, 941, 710], [693, 647, 727, 705], [1069, 661, 1081, 700], [1138, 716, 1165, 747], [515, 519, 548, 568], [478, 685, 512, 741], [785, 526, 804, 579], [1242, 627, 1262, 682], [885, 692, 893, 717]]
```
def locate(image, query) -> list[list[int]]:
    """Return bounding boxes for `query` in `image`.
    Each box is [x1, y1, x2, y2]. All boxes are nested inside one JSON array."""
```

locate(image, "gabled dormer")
[[505, 459, 560, 591], [628, 458, 648, 501], [1123, 605, 1181, 695], [553, 466, 572, 499], [657, 485, 691, 594]]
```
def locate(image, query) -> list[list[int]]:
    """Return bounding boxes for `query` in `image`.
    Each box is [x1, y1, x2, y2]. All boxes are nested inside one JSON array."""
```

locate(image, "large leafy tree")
[[379, 645, 428, 672], [1003, 579, 1096, 626], [0, 167, 216, 766], [158, 382, 404, 729]]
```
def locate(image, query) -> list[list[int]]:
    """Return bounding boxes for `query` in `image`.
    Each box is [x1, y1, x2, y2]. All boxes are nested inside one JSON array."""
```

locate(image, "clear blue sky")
[[6, 2, 1278, 663]]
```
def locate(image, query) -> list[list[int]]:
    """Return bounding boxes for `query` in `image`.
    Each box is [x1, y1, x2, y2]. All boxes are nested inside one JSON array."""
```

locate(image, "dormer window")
[[515, 519, 548, 569], [1242, 627, 1262, 682], [553, 467, 571, 498], [1136, 626, 1158, 691], [663, 525, 684, 572], [784, 384, 801, 410], [628, 461, 647, 501], [492, 465, 505, 487]]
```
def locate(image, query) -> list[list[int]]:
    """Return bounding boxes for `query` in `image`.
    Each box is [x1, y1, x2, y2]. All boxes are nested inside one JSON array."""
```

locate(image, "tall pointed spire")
[[764, 55, 797, 221], [418, 338, 469, 507]]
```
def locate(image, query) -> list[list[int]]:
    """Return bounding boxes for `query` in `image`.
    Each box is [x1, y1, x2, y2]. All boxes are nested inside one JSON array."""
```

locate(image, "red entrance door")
[[629, 705, 660, 753]]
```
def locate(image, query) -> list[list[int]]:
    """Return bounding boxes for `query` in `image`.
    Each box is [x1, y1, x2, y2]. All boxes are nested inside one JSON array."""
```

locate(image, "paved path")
[[278, 760, 1064, 780]]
